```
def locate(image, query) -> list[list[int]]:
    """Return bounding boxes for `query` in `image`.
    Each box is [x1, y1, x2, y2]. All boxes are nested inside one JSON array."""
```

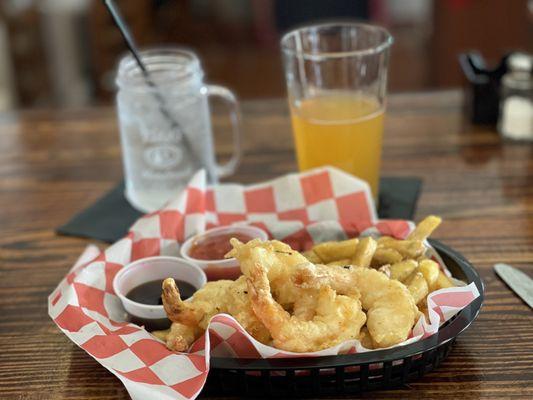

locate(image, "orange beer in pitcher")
[[281, 23, 392, 199]]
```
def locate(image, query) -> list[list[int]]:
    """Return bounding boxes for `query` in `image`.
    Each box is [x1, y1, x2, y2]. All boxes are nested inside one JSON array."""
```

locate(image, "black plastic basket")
[[203, 240, 484, 397]]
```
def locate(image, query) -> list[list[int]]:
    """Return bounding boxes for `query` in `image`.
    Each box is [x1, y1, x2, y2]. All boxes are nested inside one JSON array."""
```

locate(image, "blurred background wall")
[[0, 0, 531, 110]]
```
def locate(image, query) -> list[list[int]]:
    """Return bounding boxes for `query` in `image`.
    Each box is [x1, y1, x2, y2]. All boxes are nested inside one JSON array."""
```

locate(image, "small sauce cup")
[[113, 256, 206, 331], [180, 225, 268, 280]]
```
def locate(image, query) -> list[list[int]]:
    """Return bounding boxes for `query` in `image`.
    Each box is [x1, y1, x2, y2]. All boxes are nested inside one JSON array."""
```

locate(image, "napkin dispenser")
[[459, 52, 509, 125]]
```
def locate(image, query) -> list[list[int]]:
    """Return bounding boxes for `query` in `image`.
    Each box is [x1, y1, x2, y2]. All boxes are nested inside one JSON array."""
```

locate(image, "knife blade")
[[494, 263, 533, 309]]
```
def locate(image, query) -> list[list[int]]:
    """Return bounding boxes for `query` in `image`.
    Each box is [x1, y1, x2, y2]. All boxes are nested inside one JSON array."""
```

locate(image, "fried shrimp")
[[163, 322, 199, 352], [294, 264, 418, 348], [246, 262, 366, 353], [161, 277, 270, 351], [228, 238, 313, 308], [157, 215, 448, 354]]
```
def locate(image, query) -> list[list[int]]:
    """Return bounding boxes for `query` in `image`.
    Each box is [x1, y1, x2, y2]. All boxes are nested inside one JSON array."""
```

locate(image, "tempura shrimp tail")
[[162, 278, 199, 326], [245, 262, 292, 334]]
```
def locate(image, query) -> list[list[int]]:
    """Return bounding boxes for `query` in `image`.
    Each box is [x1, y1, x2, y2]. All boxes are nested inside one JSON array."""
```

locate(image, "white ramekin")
[[113, 256, 207, 327], [180, 225, 268, 280]]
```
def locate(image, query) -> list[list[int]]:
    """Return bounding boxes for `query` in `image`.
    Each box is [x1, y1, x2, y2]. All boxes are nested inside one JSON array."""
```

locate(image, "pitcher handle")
[[204, 85, 242, 178]]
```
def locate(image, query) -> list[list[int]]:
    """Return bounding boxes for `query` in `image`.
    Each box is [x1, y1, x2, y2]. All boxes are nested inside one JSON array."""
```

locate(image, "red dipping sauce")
[[189, 232, 253, 260]]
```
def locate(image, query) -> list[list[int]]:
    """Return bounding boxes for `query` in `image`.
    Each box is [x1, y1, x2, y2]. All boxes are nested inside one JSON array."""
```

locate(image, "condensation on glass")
[[116, 48, 241, 212]]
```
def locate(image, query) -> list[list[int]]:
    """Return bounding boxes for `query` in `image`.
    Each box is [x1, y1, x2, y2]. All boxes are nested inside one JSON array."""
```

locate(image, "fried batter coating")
[[358, 327, 375, 349], [164, 322, 199, 352], [294, 264, 418, 348], [227, 238, 314, 309], [246, 262, 366, 353], [161, 276, 270, 351]]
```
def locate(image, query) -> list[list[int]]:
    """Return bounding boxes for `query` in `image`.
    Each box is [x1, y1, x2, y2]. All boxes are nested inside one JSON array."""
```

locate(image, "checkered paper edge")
[[48, 167, 480, 400]]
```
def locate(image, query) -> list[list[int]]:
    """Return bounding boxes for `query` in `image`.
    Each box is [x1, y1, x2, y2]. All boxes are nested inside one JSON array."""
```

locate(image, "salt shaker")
[[497, 53, 533, 140]]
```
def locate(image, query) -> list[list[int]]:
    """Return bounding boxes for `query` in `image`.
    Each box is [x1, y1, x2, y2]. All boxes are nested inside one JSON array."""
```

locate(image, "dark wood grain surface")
[[0, 90, 532, 399]]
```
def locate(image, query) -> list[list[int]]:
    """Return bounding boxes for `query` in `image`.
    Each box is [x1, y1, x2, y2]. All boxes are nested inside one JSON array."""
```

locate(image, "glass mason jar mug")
[[116, 48, 241, 212]]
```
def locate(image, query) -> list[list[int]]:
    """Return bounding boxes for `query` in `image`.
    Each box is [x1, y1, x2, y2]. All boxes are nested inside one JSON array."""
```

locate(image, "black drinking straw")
[[102, 0, 195, 159]]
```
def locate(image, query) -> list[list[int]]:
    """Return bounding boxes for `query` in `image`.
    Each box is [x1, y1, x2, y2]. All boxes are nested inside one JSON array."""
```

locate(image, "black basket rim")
[[209, 239, 484, 370]]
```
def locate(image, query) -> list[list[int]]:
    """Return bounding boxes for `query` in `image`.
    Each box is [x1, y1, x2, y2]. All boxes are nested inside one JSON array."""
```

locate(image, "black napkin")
[[57, 177, 422, 243], [378, 177, 422, 222]]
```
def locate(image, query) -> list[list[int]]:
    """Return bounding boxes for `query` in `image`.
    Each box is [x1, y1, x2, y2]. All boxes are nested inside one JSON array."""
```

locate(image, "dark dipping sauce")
[[189, 232, 254, 260], [125, 279, 197, 331], [126, 279, 196, 305]]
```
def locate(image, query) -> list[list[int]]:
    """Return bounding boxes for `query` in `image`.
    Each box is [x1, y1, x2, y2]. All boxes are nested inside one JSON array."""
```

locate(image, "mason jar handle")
[[204, 84, 242, 178]]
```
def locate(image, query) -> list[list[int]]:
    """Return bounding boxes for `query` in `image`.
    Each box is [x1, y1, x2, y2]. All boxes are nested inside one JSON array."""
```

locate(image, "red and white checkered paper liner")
[[49, 167, 480, 400]]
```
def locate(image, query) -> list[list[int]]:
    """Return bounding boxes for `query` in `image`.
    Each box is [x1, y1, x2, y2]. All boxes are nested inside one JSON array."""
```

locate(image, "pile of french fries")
[[302, 216, 455, 310]]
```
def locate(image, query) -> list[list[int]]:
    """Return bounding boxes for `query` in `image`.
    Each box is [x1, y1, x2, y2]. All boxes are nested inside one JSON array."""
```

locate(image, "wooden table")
[[0, 90, 531, 399]]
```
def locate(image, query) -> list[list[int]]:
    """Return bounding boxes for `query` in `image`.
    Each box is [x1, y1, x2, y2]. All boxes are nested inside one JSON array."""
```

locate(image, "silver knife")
[[494, 263, 533, 309]]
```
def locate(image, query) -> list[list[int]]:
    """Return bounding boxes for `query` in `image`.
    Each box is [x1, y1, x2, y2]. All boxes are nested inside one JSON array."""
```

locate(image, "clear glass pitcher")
[[116, 48, 241, 212]]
